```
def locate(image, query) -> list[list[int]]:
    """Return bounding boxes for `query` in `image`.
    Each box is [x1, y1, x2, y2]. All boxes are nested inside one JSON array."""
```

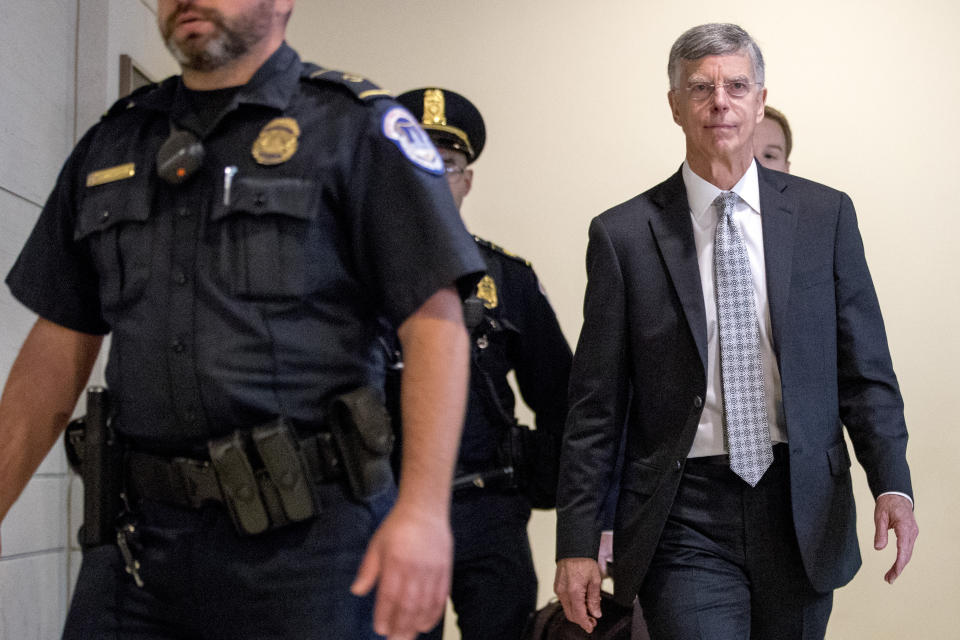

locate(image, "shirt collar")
[[135, 42, 302, 121], [229, 41, 301, 111], [682, 159, 761, 221]]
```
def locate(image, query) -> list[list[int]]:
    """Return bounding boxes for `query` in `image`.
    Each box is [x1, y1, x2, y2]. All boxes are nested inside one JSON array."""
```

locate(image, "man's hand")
[[554, 557, 603, 633], [351, 504, 453, 639], [874, 493, 919, 584]]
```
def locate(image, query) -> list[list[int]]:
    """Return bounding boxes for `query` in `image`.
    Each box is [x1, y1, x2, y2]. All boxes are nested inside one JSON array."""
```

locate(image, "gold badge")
[[86, 163, 135, 188], [423, 89, 447, 126], [476, 275, 498, 309], [252, 117, 300, 165]]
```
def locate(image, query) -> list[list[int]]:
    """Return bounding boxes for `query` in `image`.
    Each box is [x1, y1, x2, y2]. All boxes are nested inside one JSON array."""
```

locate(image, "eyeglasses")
[[680, 81, 761, 101], [444, 164, 467, 178]]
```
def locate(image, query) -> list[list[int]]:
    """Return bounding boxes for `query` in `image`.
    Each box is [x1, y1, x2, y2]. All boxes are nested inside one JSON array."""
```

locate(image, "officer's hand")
[[874, 493, 919, 584], [554, 557, 603, 633], [351, 503, 452, 639]]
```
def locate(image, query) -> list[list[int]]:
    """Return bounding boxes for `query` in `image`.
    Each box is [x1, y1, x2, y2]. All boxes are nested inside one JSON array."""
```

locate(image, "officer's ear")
[[462, 168, 474, 197]]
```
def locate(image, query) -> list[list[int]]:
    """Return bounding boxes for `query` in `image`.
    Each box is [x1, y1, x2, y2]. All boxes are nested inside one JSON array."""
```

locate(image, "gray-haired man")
[[553, 22, 917, 639]]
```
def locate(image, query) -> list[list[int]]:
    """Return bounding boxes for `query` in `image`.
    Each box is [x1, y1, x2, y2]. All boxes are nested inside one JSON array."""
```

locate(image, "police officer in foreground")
[[395, 88, 573, 640], [0, 1, 485, 639]]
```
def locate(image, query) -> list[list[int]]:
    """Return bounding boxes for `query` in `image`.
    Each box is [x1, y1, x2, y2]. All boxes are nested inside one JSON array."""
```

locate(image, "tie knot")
[[714, 191, 738, 218]]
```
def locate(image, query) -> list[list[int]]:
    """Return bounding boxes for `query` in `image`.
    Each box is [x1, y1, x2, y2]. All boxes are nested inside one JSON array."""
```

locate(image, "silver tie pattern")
[[714, 191, 773, 486]]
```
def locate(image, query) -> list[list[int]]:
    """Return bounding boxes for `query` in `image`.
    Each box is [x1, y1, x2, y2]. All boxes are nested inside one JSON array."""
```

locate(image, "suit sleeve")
[[556, 217, 631, 560], [834, 193, 912, 501]]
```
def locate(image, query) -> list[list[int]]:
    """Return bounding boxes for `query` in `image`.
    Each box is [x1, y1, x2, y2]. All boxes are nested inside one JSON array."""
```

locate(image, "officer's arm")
[[351, 285, 468, 638], [0, 318, 103, 545], [393, 285, 468, 527]]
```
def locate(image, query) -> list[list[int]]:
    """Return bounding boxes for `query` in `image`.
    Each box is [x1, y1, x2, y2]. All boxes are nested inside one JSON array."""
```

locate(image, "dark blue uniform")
[[422, 237, 572, 640], [7, 43, 483, 640]]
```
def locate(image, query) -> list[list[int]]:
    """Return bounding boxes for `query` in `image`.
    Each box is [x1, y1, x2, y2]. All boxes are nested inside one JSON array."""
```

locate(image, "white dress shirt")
[[682, 160, 788, 458]]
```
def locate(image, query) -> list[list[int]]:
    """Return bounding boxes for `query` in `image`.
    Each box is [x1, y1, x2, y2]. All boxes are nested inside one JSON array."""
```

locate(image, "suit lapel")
[[758, 166, 797, 358], [649, 170, 708, 371]]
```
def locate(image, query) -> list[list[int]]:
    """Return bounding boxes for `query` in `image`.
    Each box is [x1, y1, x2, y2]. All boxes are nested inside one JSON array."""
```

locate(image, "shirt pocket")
[[74, 182, 153, 311], [209, 176, 320, 300]]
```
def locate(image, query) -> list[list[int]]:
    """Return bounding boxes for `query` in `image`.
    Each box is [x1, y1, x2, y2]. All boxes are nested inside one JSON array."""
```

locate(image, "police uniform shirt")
[[459, 238, 572, 469], [6, 43, 484, 451]]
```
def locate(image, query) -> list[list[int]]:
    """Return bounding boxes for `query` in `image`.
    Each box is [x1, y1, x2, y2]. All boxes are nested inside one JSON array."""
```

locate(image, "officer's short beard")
[[161, 1, 274, 72]]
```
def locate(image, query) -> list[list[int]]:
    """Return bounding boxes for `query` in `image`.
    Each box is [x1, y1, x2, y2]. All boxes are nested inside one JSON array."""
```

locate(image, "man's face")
[[157, 0, 279, 71], [439, 147, 473, 210], [668, 52, 766, 167], [753, 117, 790, 173]]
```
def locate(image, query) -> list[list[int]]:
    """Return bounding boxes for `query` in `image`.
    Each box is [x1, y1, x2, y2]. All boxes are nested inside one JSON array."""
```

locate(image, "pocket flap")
[[75, 182, 151, 241], [792, 267, 833, 291], [618, 458, 663, 495], [827, 440, 852, 476], [211, 176, 317, 222]]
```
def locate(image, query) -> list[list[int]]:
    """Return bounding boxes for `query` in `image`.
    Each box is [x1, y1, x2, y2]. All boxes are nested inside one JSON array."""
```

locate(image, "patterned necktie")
[[713, 191, 773, 486]]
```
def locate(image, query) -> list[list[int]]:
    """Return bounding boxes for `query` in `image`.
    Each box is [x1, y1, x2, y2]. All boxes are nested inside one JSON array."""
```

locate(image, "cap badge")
[[252, 117, 300, 165], [423, 88, 447, 126]]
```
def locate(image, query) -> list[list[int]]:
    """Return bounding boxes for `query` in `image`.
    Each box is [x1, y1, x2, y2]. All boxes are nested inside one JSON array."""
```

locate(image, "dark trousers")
[[420, 491, 537, 640], [63, 482, 394, 640], [637, 445, 833, 640]]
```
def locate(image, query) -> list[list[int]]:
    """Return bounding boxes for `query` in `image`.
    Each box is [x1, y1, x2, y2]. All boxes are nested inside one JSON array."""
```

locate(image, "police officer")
[[396, 88, 573, 640], [0, 2, 485, 639]]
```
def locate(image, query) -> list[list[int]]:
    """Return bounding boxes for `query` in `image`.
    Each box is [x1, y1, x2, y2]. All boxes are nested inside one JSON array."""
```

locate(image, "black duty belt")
[[452, 465, 516, 495], [126, 432, 342, 512]]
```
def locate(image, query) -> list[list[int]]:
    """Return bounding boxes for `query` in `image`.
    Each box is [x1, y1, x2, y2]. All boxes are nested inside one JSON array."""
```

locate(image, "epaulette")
[[102, 77, 174, 119], [473, 236, 531, 267], [301, 64, 393, 102]]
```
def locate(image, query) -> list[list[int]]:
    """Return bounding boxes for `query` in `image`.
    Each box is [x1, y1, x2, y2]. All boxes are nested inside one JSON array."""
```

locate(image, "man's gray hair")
[[668, 23, 765, 89]]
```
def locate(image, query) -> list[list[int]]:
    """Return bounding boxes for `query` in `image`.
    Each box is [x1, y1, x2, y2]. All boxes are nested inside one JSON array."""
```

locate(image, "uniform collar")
[[227, 41, 301, 111], [682, 159, 762, 221], [134, 43, 302, 127]]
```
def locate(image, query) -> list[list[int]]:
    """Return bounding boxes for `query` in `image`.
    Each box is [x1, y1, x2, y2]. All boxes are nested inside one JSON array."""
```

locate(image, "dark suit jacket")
[[556, 165, 912, 606]]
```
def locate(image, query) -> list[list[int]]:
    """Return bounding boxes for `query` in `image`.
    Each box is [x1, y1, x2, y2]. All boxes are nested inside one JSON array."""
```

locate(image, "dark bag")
[[521, 592, 633, 640]]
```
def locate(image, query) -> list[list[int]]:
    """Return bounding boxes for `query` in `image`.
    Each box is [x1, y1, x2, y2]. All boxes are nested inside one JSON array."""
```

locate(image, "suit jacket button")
[[675, 460, 682, 471], [693, 395, 703, 408]]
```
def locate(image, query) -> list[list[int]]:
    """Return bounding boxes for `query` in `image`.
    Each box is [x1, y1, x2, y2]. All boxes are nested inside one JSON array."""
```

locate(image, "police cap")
[[396, 87, 486, 163]]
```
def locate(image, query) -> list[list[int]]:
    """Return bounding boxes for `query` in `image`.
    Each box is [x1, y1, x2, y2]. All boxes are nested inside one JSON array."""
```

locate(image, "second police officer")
[[396, 88, 574, 640]]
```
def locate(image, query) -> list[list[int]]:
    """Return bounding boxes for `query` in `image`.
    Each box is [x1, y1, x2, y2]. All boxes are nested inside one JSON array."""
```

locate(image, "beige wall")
[[288, 1, 959, 638]]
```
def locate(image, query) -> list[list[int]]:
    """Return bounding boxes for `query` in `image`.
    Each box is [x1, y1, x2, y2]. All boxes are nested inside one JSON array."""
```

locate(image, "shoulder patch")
[[301, 64, 393, 101], [473, 236, 531, 267], [382, 106, 444, 175]]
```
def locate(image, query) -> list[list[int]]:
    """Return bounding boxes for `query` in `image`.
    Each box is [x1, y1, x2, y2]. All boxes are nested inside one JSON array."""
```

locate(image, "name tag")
[[86, 163, 135, 187]]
